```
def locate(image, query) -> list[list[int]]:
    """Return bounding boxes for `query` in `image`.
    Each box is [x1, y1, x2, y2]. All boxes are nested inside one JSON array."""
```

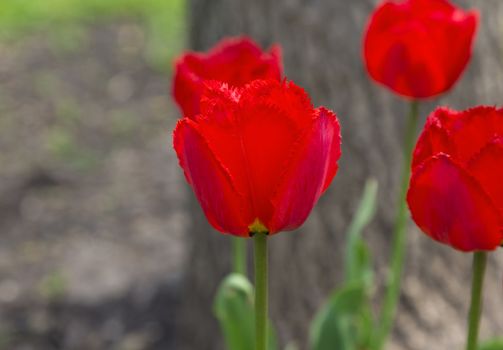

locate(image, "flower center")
[[248, 218, 268, 234]]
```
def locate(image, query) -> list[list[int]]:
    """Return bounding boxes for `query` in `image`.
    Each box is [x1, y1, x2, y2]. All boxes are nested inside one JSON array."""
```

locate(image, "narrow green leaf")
[[213, 273, 278, 350], [310, 282, 367, 350], [310, 179, 378, 350], [345, 178, 378, 285], [479, 338, 503, 350]]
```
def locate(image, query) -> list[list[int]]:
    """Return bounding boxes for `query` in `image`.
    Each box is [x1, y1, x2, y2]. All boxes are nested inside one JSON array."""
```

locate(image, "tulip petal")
[[445, 106, 503, 163], [188, 80, 317, 232], [268, 107, 341, 233], [201, 37, 282, 86], [364, 3, 446, 98], [407, 153, 501, 251], [172, 56, 204, 118], [440, 10, 478, 87], [468, 137, 503, 211], [412, 110, 452, 169], [236, 80, 316, 225], [318, 108, 342, 193], [363, 0, 478, 99], [173, 119, 252, 236], [189, 84, 256, 221], [174, 79, 340, 236], [409, 0, 458, 14], [171, 37, 282, 118], [381, 38, 444, 98], [411, 2, 478, 92]]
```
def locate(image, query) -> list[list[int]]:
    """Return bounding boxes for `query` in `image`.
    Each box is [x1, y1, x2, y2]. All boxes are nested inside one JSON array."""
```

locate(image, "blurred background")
[[0, 1, 187, 349], [1, 1, 503, 350]]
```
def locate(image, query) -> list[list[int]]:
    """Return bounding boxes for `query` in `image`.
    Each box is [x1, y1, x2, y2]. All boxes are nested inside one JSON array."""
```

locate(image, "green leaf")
[[356, 301, 376, 347], [344, 178, 378, 286], [213, 274, 254, 350], [310, 282, 367, 350], [213, 273, 278, 350], [479, 338, 503, 350], [310, 179, 378, 350]]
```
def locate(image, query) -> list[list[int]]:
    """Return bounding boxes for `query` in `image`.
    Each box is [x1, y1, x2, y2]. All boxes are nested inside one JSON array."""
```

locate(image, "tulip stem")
[[254, 232, 268, 350], [232, 237, 247, 275], [466, 251, 487, 350], [373, 101, 419, 350]]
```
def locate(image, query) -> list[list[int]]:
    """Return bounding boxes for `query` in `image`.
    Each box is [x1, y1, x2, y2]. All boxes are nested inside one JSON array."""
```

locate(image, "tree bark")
[[176, 1, 503, 349]]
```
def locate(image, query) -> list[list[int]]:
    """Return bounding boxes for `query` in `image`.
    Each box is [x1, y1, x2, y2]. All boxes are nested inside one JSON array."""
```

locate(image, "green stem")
[[374, 101, 419, 350], [466, 251, 487, 350], [232, 237, 247, 275], [254, 232, 268, 350]]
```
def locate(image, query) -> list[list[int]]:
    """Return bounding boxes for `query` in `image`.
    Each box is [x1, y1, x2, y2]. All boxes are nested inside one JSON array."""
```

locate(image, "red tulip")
[[173, 79, 341, 237], [363, 0, 478, 99], [172, 36, 282, 118], [407, 106, 503, 251]]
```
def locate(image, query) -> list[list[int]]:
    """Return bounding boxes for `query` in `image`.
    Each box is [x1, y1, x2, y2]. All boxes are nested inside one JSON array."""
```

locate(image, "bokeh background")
[[0, 1, 187, 349], [1, 1, 503, 350]]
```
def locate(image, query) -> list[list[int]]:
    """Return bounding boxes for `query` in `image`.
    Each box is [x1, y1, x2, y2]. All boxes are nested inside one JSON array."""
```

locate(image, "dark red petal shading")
[[188, 84, 254, 222], [411, 3, 478, 95], [193, 80, 322, 232], [407, 154, 501, 252], [363, 0, 478, 99], [467, 137, 503, 212], [412, 109, 452, 169], [189, 79, 318, 232], [365, 25, 444, 99], [268, 107, 341, 233], [445, 106, 503, 164], [172, 59, 204, 118], [174, 79, 340, 236], [173, 119, 252, 236], [318, 108, 342, 193], [363, 1, 442, 98], [236, 80, 315, 225]]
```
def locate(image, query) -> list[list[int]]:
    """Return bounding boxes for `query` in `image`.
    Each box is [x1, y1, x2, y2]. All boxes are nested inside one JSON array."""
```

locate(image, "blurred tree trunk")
[[175, 1, 503, 349]]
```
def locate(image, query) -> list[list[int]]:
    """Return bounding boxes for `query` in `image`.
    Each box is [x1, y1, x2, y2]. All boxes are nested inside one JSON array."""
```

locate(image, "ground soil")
[[0, 21, 187, 350]]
